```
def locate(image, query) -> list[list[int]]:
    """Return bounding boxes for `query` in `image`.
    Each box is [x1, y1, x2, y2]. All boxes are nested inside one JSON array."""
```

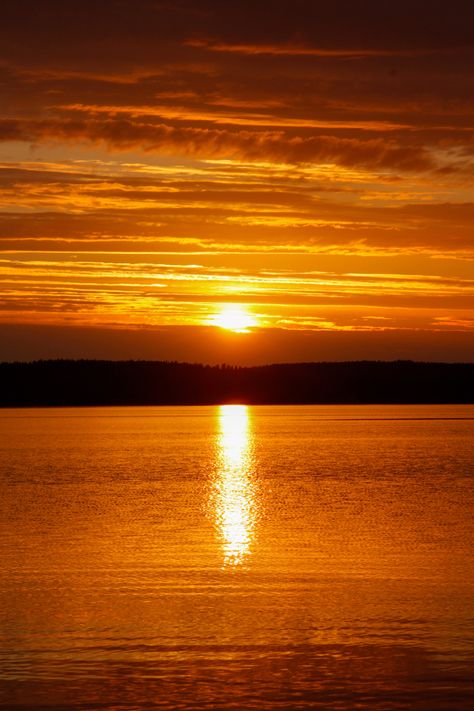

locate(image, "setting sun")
[[211, 305, 257, 333]]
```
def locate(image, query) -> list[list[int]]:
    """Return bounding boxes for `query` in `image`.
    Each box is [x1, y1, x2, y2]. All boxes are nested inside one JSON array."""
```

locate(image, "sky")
[[0, 0, 473, 363]]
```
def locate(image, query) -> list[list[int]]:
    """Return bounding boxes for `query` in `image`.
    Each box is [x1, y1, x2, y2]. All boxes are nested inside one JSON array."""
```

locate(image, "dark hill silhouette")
[[0, 360, 472, 406]]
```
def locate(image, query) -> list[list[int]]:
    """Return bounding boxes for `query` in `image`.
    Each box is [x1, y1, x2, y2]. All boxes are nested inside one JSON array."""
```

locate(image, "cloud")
[[0, 155, 473, 258], [185, 39, 438, 58], [0, 117, 437, 171], [0, 1, 473, 358]]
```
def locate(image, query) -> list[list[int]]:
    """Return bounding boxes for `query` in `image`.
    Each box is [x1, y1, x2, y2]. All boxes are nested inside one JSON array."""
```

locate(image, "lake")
[[1, 405, 473, 710]]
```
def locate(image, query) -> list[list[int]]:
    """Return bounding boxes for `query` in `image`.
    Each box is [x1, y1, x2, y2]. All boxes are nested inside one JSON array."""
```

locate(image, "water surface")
[[1, 405, 473, 709]]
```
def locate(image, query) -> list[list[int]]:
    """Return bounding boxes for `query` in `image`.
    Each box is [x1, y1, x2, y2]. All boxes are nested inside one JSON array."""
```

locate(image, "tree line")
[[0, 359, 472, 406]]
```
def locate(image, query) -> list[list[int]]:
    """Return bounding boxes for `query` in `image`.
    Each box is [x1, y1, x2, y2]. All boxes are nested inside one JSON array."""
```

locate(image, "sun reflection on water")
[[213, 405, 257, 567]]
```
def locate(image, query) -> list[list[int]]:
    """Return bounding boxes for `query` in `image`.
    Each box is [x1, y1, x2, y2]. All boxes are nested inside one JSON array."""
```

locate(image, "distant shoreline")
[[1, 359, 472, 407]]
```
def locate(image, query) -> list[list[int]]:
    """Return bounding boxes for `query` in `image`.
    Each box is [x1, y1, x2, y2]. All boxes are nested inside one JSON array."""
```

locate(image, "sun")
[[211, 304, 257, 333]]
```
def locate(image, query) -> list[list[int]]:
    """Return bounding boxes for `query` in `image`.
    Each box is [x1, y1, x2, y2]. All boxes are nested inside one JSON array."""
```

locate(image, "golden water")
[[1, 405, 473, 709]]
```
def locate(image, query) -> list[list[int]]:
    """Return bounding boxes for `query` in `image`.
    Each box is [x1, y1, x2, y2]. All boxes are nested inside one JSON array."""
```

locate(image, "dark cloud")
[[1, 1, 472, 175], [2, 1, 473, 64], [0, 117, 438, 171]]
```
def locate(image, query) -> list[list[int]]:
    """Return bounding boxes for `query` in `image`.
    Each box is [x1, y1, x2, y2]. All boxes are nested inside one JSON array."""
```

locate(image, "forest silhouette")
[[0, 360, 472, 406]]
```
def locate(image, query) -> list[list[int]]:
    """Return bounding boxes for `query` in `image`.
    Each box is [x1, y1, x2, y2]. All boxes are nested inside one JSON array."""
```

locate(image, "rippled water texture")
[[1, 405, 473, 710]]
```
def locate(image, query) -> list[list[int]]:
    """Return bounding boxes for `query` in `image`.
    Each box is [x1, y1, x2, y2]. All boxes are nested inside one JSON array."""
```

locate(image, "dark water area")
[[1, 405, 473, 710]]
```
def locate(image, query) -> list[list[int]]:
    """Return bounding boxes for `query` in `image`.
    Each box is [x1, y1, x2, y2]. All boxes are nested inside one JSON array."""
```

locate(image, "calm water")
[[1, 405, 473, 710]]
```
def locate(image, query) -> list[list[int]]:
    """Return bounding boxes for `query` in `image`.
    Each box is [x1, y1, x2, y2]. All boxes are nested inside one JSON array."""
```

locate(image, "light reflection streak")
[[213, 405, 256, 567]]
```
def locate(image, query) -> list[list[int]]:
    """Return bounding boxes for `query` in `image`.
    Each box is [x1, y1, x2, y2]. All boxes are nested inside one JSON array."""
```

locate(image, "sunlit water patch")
[[0, 405, 473, 710], [211, 405, 258, 566]]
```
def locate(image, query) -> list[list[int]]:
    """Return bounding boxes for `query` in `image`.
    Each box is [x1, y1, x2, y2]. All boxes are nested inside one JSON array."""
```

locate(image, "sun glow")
[[211, 304, 257, 333]]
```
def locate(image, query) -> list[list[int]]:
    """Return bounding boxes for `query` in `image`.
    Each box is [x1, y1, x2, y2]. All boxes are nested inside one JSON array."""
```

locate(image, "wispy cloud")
[[185, 39, 442, 59]]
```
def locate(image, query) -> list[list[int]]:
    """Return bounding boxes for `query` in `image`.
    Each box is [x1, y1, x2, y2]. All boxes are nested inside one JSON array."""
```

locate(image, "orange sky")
[[0, 0, 473, 362]]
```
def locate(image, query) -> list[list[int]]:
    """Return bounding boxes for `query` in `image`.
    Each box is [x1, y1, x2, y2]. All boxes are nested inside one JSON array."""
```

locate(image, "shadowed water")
[[1, 404, 473, 710]]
